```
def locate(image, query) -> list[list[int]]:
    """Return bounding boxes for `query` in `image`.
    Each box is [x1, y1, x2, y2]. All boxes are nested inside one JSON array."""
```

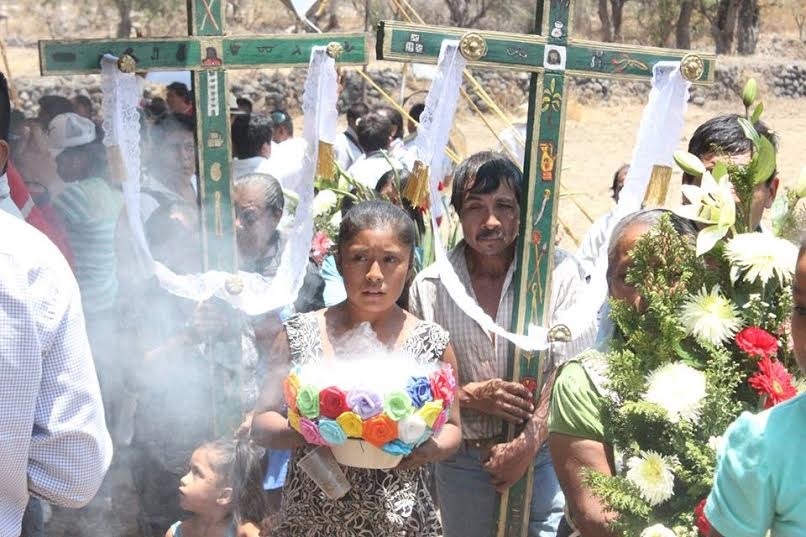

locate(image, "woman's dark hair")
[[450, 151, 522, 215], [611, 164, 629, 200], [203, 438, 267, 526]]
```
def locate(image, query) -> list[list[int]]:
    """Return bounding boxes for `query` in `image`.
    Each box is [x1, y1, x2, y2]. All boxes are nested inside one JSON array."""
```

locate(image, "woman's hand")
[[395, 438, 443, 471]]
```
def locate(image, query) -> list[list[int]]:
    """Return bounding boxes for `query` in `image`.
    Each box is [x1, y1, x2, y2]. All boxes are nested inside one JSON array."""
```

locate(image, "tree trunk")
[[676, 0, 694, 49], [598, 0, 612, 41], [736, 0, 759, 55], [610, 0, 626, 41], [713, 0, 739, 54], [116, 0, 133, 38]]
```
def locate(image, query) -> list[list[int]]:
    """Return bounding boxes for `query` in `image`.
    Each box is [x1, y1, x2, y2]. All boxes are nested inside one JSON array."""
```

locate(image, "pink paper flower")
[[311, 231, 333, 265], [432, 410, 449, 434], [300, 418, 327, 446]]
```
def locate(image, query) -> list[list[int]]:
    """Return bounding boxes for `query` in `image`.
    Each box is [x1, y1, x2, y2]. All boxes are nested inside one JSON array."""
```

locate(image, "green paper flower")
[[383, 391, 414, 421], [296, 385, 320, 419]]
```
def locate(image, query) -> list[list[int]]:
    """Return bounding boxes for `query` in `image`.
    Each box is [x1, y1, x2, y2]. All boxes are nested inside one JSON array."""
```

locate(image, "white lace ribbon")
[[413, 41, 550, 351], [101, 49, 334, 315]]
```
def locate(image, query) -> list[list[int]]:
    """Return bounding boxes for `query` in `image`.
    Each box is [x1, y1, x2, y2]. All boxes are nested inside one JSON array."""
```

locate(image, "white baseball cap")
[[48, 112, 97, 157]]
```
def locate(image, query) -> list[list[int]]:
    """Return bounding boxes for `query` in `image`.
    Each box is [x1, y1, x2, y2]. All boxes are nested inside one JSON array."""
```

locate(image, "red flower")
[[319, 387, 349, 419], [310, 231, 333, 265], [748, 356, 798, 409], [430, 367, 457, 409], [736, 327, 779, 359], [694, 499, 711, 536], [522, 377, 538, 395], [531, 231, 542, 246]]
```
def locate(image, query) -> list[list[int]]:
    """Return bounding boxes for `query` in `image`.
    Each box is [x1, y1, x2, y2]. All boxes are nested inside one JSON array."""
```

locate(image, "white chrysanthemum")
[[680, 286, 742, 346], [313, 190, 338, 217], [626, 451, 676, 506], [725, 233, 798, 285], [645, 363, 706, 424], [640, 524, 677, 537]]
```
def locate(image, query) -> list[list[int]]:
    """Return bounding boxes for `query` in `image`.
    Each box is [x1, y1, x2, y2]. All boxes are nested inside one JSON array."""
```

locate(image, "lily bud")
[[674, 150, 707, 178], [742, 79, 758, 109]]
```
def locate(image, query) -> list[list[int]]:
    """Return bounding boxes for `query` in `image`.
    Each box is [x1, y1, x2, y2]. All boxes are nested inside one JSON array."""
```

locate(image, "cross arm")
[[377, 21, 715, 83], [39, 33, 368, 75]]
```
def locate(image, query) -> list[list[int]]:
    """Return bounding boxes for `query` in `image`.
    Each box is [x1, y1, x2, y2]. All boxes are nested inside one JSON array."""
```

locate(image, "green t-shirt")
[[706, 393, 806, 537], [548, 360, 608, 443]]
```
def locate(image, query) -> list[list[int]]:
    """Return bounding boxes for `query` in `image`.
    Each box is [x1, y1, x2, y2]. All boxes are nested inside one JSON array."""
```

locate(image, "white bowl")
[[329, 439, 402, 469]]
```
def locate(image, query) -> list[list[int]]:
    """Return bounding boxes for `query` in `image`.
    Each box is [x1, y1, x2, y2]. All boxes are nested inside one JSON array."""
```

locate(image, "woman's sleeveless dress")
[[270, 312, 449, 537]]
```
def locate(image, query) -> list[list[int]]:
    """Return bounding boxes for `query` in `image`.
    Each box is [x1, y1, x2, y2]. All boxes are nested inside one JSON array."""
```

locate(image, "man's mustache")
[[476, 230, 504, 241]]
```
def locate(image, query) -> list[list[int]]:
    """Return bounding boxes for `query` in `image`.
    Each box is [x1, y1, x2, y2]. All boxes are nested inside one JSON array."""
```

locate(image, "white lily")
[[674, 170, 736, 256]]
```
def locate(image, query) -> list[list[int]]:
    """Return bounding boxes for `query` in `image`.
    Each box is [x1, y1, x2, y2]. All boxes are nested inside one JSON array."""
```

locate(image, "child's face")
[[337, 227, 411, 314], [179, 448, 228, 513], [791, 247, 806, 374]]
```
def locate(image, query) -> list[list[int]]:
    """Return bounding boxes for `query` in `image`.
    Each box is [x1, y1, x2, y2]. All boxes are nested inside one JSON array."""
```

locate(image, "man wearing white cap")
[[49, 112, 125, 439]]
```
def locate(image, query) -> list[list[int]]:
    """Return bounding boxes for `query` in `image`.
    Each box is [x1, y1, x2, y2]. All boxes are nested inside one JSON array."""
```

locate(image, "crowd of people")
[[1, 65, 803, 537]]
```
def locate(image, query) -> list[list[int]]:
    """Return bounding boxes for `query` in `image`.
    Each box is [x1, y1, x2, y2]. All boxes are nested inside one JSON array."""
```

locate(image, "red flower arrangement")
[[735, 327, 779, 359], [748, 356, 798, 409], [310, 231, 333, 266], [694, 499, 711, 536]]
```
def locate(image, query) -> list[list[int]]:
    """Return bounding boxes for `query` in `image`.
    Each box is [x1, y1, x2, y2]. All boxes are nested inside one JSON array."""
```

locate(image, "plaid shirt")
[[0, 211, 112, 537], [409, 241, 594, 439]]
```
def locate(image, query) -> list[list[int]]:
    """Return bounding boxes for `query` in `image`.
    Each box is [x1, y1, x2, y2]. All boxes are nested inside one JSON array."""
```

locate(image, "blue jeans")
[[436, 442, 564, 537]]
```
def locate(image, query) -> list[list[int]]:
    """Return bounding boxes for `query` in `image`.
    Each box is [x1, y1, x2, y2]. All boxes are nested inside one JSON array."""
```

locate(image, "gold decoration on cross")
[[548, 324, 572, 343], [326, 42, 344, 59], [459, 32, 488, 62], [680, 54, 705, 82], [225, 275, 244, 296], [117, 53, 137, 73]]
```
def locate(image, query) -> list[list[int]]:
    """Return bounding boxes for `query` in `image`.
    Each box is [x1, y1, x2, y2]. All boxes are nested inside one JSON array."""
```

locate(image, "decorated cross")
[[38, 0, 367, 434], [377, 1, 715, 535]]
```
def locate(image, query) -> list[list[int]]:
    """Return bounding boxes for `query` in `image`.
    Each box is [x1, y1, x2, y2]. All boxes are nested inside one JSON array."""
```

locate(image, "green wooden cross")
[[377, 2, 715, 535], [38, 0, 367, 435]]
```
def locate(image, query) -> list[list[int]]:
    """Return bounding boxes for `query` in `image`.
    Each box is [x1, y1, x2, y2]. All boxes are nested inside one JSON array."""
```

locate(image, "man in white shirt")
[[230, 114, 274, 180], [346, 111, 404, 190], [333, 102, 367, 170], [0, 72, 113, 537]]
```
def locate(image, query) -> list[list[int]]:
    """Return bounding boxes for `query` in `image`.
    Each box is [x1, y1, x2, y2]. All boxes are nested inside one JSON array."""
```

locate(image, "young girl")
[[705, 243, 806, 537], [167, 439, 266, 537], [251, 200, 462, 536]]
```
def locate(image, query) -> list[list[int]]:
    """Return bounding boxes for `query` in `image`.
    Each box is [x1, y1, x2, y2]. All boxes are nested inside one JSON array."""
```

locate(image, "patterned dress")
[[271, 312, 448, 537]]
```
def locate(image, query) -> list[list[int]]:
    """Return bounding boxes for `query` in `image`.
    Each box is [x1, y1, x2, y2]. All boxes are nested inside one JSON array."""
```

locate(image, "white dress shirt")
[[333, 127, 363, 170], [346, 150, 405, 190], [0, 210, 112, 537]]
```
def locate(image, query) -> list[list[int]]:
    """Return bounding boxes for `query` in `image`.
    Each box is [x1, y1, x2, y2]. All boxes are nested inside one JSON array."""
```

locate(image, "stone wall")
[[11, 57, 806, 119]]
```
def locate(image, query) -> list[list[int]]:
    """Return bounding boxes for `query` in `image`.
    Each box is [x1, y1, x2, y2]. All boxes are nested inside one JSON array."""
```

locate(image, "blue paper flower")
[[382, 439, 413, 456], [406, 376, 433, 408], [318, 418, 347, 446]]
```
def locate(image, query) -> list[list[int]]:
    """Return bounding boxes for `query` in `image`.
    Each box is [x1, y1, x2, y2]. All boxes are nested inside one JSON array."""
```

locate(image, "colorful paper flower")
[[673, 170, 736, 255], [347, 388, 383, 420], [296, 385, 320, 419], [362, 415, 398, 448], [748, 356, 798, 408], [430, 366, 456, 408], [694, 498, 711, 536], [725, 233, 798, 285], [736, 326, 779, 359], [640, 524, 677, 537], [406, 376, 433, 408], [319, 386, 349, 419], [287, 409, 302, 433], [432, 410, 449, 433], [680, 286, 742, 346], [310, 231, 334, 266], [318, 418, 347, 445], [626, 451, 676, 507], [417, 400, 444, 427], [382, 439, 413, 457], [383, 391, 414, 421], [336, 411, 364, 438], [283, 373, 301, 411], [300, 418, 327, 446], [644, 363, 706, 424], [397, 414, 427, 444]]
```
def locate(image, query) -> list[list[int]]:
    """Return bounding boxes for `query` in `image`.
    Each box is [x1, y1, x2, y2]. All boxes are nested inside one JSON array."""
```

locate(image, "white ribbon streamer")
[[413, 41, 550, 351], [101, 49, 335, 315]]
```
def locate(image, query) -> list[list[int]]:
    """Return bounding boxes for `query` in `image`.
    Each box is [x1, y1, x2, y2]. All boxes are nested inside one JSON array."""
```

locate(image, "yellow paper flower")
[[336, 411, 364, 438], [417, 400, 444, 427], [288, 409, 302, 432]]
